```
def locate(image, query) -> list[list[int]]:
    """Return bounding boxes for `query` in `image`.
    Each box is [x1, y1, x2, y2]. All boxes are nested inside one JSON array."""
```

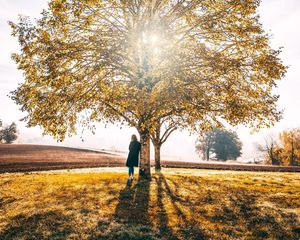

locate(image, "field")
[[1, 144, 299, 173], [1, 169, 300, 240], [0, 144, 124, 173]]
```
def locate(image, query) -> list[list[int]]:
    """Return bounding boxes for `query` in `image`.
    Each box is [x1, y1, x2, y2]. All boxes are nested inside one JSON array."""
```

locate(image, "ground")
[[1, 168, 299, 240], [1, 144, 299, 173], [0, 144, 124, 173]]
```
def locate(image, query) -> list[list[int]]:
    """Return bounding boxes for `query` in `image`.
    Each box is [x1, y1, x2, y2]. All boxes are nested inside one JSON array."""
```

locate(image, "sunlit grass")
[[1, 169, 299, 239]]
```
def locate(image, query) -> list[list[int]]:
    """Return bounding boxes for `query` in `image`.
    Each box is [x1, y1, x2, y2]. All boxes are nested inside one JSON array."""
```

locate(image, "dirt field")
[[0, 144, 300, 173], [0, 144, 124, 173]]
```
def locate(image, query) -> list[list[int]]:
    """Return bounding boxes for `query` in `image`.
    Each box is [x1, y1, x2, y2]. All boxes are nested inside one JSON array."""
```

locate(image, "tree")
[[0, 119, 2, 143], [258, 134, 280, 165], [196, 128, 242, 161], [10, 0, 286, 177], [1, 122, 18, 144], [150, 119, 177, 171], [195, 130, 216, 161], [279, 129, 300, 166], [213, 129, 243, 161], [258, 129, 300, 166]]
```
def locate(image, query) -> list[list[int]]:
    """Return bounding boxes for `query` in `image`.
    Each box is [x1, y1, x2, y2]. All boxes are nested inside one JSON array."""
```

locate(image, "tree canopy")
[[10, 0, 287, 176]]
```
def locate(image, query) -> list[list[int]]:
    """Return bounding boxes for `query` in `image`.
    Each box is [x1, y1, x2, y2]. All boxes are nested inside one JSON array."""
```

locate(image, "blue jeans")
[[128, 166, 134, 176]]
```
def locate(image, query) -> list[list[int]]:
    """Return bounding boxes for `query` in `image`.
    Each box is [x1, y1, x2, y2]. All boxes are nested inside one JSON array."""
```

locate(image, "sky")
[[1, 0, 300, 161]]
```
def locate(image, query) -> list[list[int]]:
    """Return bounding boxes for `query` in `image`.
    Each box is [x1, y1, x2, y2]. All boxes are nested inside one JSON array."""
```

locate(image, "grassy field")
[[0, 169, 299, 240]]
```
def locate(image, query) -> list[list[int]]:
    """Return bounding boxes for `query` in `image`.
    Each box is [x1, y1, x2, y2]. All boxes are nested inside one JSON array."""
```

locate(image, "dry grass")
[[0, 169, 299, 240]]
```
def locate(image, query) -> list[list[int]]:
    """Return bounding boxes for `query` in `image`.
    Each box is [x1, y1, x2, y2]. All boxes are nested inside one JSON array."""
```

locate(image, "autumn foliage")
[[261, 128, 300, 166], [10, 0, 287, 176]]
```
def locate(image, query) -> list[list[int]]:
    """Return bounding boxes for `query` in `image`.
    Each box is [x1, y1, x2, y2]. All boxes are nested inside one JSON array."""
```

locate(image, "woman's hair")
[[131, 134, 137, 141]]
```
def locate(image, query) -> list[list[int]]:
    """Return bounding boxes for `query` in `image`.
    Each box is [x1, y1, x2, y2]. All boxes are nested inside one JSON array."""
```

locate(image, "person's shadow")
[[114, 176, 150, 225], [89, 176, 156, 240]]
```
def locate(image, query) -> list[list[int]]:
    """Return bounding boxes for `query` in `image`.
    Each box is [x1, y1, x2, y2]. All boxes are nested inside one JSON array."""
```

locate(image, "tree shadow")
[[156, 174, 207, 240], [165, 175, 300, 239], [0, 210, 74, 239], [114, 176, 150, 224], [155, 174, 179, 240], [228, 191, 300, 239], [208, 189, 300, 238], [90, 176, 160, 240]]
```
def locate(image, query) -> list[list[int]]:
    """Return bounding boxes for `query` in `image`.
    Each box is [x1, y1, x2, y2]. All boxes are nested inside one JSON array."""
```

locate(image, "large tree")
[[10, 0, 286, 177]]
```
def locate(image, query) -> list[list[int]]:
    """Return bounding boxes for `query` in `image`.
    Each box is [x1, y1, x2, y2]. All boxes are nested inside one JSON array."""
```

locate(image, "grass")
[[0, 169, 299, 240]]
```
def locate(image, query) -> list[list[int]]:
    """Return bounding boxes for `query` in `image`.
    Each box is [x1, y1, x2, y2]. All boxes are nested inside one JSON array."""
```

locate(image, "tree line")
[[195, 127, 300, 166]]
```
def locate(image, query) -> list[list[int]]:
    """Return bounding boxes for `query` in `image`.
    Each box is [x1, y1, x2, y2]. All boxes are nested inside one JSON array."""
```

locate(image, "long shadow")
[[0, 210, 74, 239], [158, 174, 207, 240], [228, 190, 300, 239], [114, 176, 151, 225], [165, 175, 300, 239], [90, 176, 158, 240], [155, 174, 179, 240]]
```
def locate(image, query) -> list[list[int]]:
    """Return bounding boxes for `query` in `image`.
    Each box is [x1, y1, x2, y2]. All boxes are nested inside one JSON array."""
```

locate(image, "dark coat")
[[126, 140, 141, 167]]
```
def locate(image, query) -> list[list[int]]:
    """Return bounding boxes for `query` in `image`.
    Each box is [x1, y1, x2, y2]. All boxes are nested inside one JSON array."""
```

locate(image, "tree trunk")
[[154, 143, 161, 172], [139, 132, 151, 179], [291, 138, 295, 166], [206, 148, 210, 161]]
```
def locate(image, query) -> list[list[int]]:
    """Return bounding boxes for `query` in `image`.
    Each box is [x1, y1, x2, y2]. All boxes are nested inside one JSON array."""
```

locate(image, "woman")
[[126, 134, 141, 180]]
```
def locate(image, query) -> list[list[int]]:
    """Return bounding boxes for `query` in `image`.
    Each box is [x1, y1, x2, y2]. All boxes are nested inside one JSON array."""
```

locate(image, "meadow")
[[1, 168, 299, 240]]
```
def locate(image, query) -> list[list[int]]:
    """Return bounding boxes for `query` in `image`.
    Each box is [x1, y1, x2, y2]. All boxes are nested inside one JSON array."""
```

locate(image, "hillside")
[[0, 144, 300, 173], [0, 144, 125, 173]]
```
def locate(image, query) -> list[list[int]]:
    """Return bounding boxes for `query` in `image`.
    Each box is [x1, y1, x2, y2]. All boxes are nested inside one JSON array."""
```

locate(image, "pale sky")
[[1, 0, 300, 161]]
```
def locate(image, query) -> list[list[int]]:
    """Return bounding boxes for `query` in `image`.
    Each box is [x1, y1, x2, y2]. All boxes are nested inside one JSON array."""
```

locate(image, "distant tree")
[[258, 135, 280, 165], [196, 128, 242, 161], [278, 129, 300, 166], [1, 122, 18, 144], [212, 129, 243, 161], [259, 129, 300, 166], [196, 130, 216, 161], [0, 119, 2, 143]]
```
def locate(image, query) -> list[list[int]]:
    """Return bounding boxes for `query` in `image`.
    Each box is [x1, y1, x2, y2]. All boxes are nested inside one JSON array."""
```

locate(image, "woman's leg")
[[128, 167, 131, 177], [128, 166, 134, 177]]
